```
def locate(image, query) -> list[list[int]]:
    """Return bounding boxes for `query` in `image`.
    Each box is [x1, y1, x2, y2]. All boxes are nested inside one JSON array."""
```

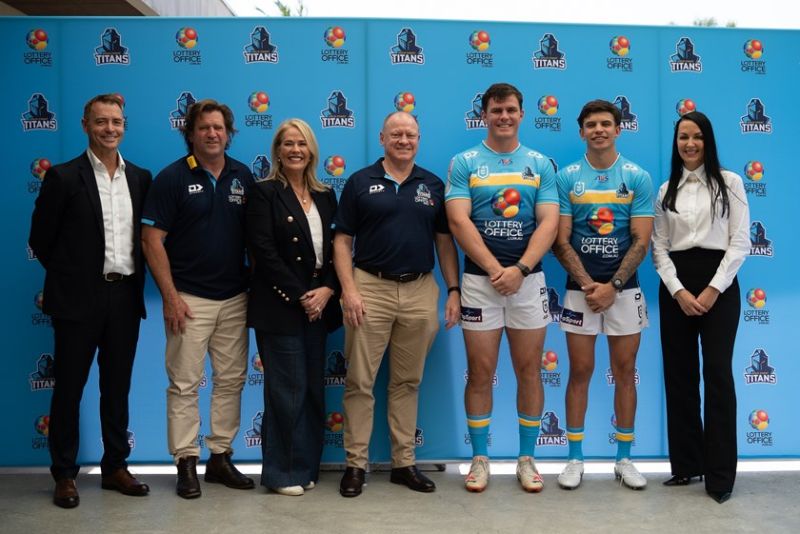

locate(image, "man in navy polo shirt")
[[142, 99, 255, 499], [333, 111, 460, 498]]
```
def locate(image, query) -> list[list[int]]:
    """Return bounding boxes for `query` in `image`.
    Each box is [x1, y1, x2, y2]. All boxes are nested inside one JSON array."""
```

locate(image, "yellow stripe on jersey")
[[467, 418, 491, 428], [570, 190, 632, 204], [518, 418, 541, 428], [469, 173, 541, 188]]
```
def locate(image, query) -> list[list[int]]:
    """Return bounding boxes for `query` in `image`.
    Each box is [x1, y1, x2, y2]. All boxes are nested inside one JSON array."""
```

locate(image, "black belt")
[[102, 272, 132, 282], [359, 266, 426, 283]]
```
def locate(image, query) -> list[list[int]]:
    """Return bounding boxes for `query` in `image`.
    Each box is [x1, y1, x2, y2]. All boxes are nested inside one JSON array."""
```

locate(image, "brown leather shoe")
[[101, 468, 150, 496], [205, 452, 254, 489], [53, 478, 79, 508]]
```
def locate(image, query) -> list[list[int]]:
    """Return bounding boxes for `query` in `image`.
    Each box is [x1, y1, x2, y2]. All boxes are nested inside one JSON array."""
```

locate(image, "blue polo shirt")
[[142, 154, 255, 300], [334, 158, 449, 274]]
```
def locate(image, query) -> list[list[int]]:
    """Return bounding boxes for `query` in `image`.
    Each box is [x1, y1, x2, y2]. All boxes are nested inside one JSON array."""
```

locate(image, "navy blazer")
[[29, 152, 152, 320], [246, 179, 342, 334]]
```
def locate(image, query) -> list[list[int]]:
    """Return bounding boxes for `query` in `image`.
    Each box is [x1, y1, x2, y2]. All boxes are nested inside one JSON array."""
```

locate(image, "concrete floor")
[[2, 462, 798, 533]]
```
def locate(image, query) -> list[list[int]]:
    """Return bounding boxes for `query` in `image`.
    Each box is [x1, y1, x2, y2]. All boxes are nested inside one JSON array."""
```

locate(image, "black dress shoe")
[[53, 478, 79, 508], [390, 465, 436, 493], [663, 475, 703, 486], [708, 490, 732, 504], [339, 467, 366, 498], [176, 456, 202, 499], [205, 452, 255, 489]]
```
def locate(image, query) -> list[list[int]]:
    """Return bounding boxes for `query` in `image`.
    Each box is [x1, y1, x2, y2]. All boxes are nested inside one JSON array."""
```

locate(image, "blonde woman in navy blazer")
[[246, 118, 342, 496]]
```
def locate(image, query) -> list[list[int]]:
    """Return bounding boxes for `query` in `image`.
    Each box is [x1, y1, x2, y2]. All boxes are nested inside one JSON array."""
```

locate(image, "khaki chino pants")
[[165, 292, 248, 461], [342, 269, 439, 469]]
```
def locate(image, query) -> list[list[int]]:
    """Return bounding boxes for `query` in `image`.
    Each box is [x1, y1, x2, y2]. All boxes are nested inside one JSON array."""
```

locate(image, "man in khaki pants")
[[142, 99, 256, 499], [333, 111, 460, 497]]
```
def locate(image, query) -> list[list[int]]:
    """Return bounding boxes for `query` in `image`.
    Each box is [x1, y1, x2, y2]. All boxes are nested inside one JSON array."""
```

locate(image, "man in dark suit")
[[29, 93, 152, 509]]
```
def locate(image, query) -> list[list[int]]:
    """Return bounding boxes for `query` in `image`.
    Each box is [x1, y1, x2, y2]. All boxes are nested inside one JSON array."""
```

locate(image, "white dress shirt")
[[305, 201, 324, 269], [652, 165, 750, 296], [87, 148, 135, 275]]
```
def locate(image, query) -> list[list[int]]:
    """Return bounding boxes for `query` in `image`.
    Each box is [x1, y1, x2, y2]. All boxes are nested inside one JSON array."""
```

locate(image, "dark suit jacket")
[[29, 152, 152, 321], [246, 179, 342, 335]]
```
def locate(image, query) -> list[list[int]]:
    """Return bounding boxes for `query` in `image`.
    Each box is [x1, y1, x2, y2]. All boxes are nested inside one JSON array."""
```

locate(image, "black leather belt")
[[359, 266, 426, 283], [102, 272, 131, 282]]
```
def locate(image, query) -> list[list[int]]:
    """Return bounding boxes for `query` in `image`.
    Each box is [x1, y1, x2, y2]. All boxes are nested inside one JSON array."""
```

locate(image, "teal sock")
[[566, 426, 585, 461], [518, 412, 541, 457], [467, 413, 491, 457], [615, 426, 634, 461]]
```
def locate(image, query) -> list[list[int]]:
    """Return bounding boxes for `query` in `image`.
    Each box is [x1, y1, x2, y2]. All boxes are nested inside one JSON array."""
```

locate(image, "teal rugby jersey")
[[556, 154, 654, 288], [446, 141, 558, 275]]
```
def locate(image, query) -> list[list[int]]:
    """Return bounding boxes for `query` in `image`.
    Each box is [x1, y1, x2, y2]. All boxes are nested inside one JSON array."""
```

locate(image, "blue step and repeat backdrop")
[[1, 16, 796, 466]]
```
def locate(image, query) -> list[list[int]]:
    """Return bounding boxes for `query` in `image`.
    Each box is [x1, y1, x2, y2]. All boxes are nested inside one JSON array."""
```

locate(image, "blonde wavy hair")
[[267, 118, 328, 193]]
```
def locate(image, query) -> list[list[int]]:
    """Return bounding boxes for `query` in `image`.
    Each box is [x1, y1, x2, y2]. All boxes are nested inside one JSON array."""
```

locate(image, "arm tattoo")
[[553, 241, 594, 287], [612, 229, 648, 284]]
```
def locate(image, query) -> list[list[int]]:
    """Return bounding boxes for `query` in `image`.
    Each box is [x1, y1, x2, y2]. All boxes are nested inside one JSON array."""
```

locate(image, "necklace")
[[291, 185, 308, 205]]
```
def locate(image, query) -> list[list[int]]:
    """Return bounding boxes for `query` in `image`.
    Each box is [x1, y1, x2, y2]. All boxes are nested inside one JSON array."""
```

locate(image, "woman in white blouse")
[[652, 111, 750, 504]]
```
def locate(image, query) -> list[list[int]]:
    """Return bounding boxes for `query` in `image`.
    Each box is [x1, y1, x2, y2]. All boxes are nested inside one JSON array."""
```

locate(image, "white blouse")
[[651, 165, 750, 296], [305, 201, 324, 269]]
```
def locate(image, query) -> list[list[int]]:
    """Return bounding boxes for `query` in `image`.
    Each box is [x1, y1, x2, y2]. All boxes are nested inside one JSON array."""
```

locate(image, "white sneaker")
[[303, 481, 315, 491], [272, 485, 304, 496], [516, 456, 544, 493], [557, 459, 584, 489], [465, 455, 490, 492], [614, 459, 647, 490]]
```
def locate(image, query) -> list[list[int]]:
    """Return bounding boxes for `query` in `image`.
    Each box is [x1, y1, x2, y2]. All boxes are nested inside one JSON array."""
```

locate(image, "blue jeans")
[[256, 320, 327, 488]]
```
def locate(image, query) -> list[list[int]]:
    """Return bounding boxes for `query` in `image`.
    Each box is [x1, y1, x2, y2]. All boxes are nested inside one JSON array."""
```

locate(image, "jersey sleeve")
[[445, 153, 471, 201], [141, 169, 177, 231], [535, 156, 559, 205], [556, 168, 573, 216], [630, 169, 655, 217]]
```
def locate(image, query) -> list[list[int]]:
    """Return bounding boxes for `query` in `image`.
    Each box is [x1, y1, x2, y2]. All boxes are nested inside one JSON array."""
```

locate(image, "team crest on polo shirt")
[[616, 182, 630, 198], [573, 181, 585, 196], [414, 184, 434, 206], [476, 165, 489, 179], [228, 177, 245, 204], [369, 184, 385, 194]]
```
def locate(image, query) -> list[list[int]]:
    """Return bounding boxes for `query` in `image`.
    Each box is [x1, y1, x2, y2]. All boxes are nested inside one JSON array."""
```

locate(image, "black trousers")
[[659, 248, 740, 493], [49, 277, 141, 481]]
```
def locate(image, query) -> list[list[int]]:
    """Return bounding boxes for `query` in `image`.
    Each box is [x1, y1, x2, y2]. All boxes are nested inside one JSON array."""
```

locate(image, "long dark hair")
[[662, 111, 729, 218]]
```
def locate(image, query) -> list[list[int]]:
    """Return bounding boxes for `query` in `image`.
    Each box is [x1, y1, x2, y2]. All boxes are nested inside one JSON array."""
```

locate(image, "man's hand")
[[341, 289, 366, 328], [490, 266, 524, 296], [582, 282, 616, 313], [164, 294, 194, 335], [444, 290, 460, 329]]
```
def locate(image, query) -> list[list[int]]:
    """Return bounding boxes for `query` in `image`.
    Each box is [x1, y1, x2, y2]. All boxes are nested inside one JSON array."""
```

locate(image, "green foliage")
[[274, 0, 306, 16]]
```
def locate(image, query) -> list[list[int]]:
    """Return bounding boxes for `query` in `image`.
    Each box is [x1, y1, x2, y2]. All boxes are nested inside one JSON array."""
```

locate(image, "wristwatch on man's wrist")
[[515, 261, 531, 276], [612, 278, 624, 290]]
